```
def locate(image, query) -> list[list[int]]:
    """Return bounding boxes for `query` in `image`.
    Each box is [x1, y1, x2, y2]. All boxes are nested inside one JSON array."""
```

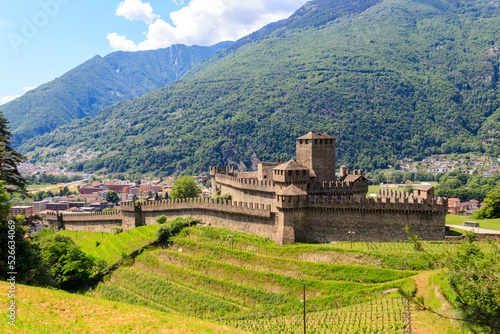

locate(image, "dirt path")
[[410, 270, 465, 334]]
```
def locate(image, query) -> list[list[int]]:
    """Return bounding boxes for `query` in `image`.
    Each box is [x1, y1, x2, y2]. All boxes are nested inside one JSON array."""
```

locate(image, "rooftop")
[[276, 184, 308, 196], [297, 132, 335, 140], [274, 160, 309, 171]]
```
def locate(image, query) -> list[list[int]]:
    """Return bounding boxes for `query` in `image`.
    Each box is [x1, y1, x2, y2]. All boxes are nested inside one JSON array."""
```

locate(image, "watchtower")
[[296, 132, 336, 182]]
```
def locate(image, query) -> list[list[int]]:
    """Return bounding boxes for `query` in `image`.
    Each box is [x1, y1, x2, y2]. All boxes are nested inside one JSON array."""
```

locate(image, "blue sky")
[[0, 0, 308, 105]]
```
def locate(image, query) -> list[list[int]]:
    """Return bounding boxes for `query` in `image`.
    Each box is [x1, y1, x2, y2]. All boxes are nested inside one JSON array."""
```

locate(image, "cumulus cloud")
[[24, 86, 37, 92], [107, 33, 141, 51], [108, 0, 308, 51], [0, 86, 38, 106], [1, 95, 20, 105], [116, 0, 159, 24]]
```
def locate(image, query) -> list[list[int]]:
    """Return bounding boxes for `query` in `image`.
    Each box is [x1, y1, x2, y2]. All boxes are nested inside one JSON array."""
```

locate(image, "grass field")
[[60, 224, 161, 265], [85, 225, 457, 333], [0, 281, 247, 334], [52, 223, 482, 333], [368, 182, 438, 195], [446, 215, 500, 231]]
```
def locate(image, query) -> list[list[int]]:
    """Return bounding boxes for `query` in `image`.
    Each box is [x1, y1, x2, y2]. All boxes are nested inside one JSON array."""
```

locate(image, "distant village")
[[399, 154, 500, 176], [12, 162, 211, 231]]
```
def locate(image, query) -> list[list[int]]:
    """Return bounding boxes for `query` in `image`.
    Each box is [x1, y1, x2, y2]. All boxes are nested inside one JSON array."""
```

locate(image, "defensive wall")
[[120, 198, 276, 242], [211, 172, 277, 210], [276, 193, 447, 244], [45, 211, 123, 233], [45, 189, 447, 245]]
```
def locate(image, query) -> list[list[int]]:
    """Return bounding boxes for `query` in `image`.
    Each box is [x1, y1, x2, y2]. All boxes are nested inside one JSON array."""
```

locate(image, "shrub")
[[156, 215, 167, 224], [112, 226, 123, 235]]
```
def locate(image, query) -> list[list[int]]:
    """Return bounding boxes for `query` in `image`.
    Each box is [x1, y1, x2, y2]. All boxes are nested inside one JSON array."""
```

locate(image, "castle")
[[46, 132, 447, 244]]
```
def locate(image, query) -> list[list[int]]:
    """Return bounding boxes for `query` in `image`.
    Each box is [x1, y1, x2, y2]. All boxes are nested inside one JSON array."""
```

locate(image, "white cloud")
[[108, 0, 308, 51], [24, 86, 37, 92], [116, 0, 159, 24], [1, 95, 20, 105], [107, 33, 141, 51]]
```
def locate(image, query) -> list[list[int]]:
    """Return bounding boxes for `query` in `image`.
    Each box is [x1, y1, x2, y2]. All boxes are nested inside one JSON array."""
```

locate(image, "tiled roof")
[[297, 132, 335, 140], [414, 185, 433, 191], [276, 185, 308, 196], [274, 160, 309, 171]]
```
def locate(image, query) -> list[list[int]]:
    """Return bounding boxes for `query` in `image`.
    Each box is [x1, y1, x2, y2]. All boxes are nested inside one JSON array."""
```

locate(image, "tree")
[[170, 176, 200, 199], [401, 228, 500, 333], [474, 185, 500, 219], [0, 182, 52, 286], [0, 111, 27, 193], [105, 190, 119, 204]]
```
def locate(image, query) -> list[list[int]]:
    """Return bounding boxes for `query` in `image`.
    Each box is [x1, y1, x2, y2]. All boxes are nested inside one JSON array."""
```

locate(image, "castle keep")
[[47, 132, 447, 244]]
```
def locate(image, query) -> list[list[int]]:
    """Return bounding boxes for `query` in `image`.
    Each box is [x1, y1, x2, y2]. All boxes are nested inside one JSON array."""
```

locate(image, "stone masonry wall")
[[45, 212, 123, 233], [277, 194, 447, 243], [213, 173, 276, 210]]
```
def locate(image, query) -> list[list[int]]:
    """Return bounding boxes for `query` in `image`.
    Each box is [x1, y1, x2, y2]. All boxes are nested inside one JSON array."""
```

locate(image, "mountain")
[[20, 0, 500, 176], [1, 42, 231, 145]]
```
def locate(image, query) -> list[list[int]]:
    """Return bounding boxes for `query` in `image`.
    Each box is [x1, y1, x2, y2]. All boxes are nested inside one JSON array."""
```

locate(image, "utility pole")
[[303, 282, 306, 334]]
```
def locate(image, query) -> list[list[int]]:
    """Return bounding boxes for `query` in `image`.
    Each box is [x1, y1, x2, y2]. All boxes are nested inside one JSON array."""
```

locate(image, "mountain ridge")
[[18, 0, 500, 176], [2, 41, 231, 145]]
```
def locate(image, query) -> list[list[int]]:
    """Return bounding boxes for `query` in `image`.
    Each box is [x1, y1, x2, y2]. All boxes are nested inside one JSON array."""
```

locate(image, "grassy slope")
[[60, 224, 160, 265], [0, 281, 247, 334], [49, 223, 488, 332], [89, 226, 480, 333]]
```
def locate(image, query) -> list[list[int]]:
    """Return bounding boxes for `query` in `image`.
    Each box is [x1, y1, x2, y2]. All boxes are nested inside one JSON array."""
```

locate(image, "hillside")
[[61, 224, 481, 333], [1, 42, 231, 145], [0, 281, 246, 334], [20, 0, 500, 175]]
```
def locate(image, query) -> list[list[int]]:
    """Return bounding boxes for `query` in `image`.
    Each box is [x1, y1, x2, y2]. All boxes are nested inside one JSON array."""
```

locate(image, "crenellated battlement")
[[307, 179, 368, 195], [45, 210, 122, 221], [121, 197, 272, 218], [212, 172, 276, 193], [210, 166, 235, 177], [276, 192, 447, 213]]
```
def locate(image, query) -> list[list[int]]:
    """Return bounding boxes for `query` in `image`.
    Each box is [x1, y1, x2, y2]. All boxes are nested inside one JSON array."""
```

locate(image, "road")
[[28, 180, 86, 194], [446, 224, 500, 235]]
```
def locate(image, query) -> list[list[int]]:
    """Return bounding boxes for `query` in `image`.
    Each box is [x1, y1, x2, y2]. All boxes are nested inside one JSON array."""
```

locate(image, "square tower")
[[296, 132, 336, 182]]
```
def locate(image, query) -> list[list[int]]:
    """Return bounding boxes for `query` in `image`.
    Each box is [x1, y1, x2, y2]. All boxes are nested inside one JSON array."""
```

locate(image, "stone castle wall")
[[45, 211, 123, 233], [46, 191, 447, 245], [276, 195, 447, 243], [121, 198, 278, 242], [213, 173, 276, 210]]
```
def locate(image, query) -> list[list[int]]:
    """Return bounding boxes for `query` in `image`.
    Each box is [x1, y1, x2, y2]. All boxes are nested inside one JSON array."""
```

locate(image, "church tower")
[[296, 132, 336, 182]]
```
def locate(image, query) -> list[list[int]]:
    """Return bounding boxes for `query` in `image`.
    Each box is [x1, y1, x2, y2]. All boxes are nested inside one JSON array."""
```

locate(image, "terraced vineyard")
[[73, 225, 424, 333], [56, 223, 489, 333], [228, 296, 410, 334]]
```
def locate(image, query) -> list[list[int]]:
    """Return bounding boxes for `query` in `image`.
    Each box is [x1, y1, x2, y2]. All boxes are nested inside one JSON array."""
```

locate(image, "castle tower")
[[272, 160, 310, 193], [296, 132, 336, 182]]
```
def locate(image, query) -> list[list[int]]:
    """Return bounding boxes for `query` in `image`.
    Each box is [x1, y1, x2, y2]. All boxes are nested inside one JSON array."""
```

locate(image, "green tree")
[[474, 186, 500, 219], [156, 215, 167, 224], [33, 230, 96, 291], [0, 111, 27, 193], [0, 182, 52, 286], [401, 228, 500, 333], [105, 190, 120, 204], [170, 176, 200, 199]]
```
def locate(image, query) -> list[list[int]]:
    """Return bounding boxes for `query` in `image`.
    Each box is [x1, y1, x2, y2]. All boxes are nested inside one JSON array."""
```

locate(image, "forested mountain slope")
[[21, 0, 500, 175], [2, 42, 230, 145]]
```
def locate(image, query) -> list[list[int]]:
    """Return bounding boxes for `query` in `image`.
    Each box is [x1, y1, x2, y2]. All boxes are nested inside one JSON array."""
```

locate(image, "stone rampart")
[[213, 173, 275, 193], [275, 192, 447, 243], [120, 198, 277, 242], [307, 180, 368, 196], [45, 211, 122, 233]]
